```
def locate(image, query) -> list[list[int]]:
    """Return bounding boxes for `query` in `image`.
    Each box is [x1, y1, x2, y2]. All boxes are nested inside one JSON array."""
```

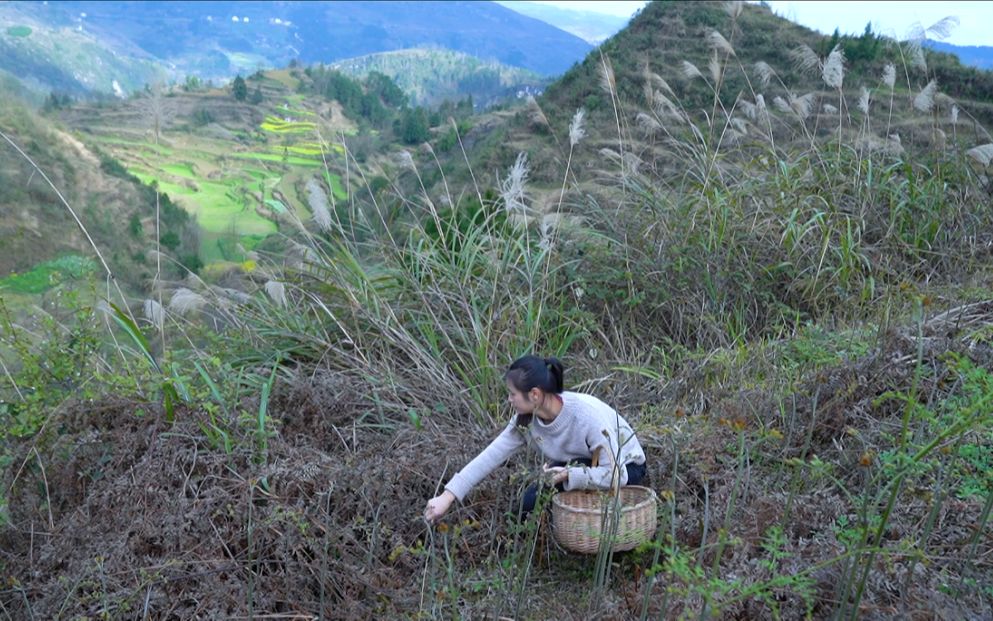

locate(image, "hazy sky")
[[536, 1, 992, 46]]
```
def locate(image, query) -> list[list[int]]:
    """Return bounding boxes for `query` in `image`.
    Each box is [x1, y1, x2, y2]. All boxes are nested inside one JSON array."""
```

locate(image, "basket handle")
[[591, 445, 621, 494]]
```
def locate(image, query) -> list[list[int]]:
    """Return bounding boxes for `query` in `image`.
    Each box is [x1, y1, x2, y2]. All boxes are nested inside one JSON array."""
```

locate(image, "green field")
[[0, 255, 96, 294], [80, 97, 352, 271]]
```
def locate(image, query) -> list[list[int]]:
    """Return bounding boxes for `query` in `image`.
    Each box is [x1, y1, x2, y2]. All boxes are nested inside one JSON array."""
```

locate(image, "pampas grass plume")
[[913, 80, 937, 113], [858, 87, 871, 114], [306, 178, 332, 232], [569, 108, 586, 147], [967, 144, 993, 166], [708, 31, 735, 56], [882, 64, 896, 89], [500, 152, 529, 215], [169, 288, 207, 315], [822, 45, 844, 89], [265, 280, 287, 307], [143, 299, 164, 330], [681, 60, 703, 81]]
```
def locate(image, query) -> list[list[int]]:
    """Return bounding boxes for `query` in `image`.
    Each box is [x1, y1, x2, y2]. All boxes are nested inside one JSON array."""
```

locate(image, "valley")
[[1, 2, 992, 619]]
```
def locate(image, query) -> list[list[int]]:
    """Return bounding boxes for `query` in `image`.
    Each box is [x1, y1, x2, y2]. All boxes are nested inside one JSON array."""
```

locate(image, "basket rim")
[[551, 485, 657, 515]]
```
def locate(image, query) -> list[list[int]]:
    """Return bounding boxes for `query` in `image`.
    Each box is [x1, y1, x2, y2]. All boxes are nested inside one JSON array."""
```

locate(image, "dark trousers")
[[518, 459, 648, 518]]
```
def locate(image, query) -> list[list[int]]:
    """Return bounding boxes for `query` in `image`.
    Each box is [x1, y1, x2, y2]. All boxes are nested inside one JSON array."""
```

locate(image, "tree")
[[249, 86, 263, 105], [397, 107, 430, 144], [232, 75, 248, 101]]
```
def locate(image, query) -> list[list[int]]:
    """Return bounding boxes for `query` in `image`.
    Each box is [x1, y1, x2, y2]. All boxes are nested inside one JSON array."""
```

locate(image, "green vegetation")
[[3, 2, 993, 619], [0, 255, 96, 294], [330, 48, 548, 107]]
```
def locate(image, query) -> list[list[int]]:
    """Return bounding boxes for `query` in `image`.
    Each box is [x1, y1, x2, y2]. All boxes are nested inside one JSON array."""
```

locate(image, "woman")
[[424, 355, 647, 523]]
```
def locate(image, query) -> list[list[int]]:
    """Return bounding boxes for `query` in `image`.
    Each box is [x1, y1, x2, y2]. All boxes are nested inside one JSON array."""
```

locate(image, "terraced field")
[[79, 93, 349, 266]]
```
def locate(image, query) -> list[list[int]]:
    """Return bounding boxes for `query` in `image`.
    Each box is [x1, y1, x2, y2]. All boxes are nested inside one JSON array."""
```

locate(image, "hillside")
[[1, 2, 992, 620], [454, 0, 993, 190], [0, 86, 198, 299], [0, 0, 591, 99], [330, 48, 548, 108]]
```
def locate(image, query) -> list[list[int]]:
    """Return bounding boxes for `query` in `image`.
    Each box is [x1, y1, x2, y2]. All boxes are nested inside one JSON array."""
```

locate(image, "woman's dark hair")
[[505, 355, 564, 427], [505, 355, 564, 395]]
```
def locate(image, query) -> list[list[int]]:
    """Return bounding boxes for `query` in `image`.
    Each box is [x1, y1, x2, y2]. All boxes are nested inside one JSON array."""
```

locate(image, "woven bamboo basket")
[[551, 486, 658, 554]]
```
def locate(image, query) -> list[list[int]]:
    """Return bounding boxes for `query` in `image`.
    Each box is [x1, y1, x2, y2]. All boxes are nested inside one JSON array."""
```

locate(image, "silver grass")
[[858, 87, 871, 114], [598, 57, 617, 95], [568, 108, 586, 147], [499, 152, 529, 214], [143, 299, 164, 330], [730, 117, 748, 133], [905, 24, 928, 71], [790, 93, 816, 119], [306, 178, 332, 232], [169, 288, 207, 315], [773, 96, 791, 113], [789, 44, 821, 74], [265, 280, 287, 307], [926, 16, 960, 39], [822, 45, 845, 89], [636, 112, 662, 134], [882, 64, 896, 89], [951, 104, 959, 124], [739, 99, 758, 120], [725, 1, 743, 19], [756, 94, 767, 110], [653, 91, 682, 121], [708, 52, 722, 85], [525, 95, 551, 129], [681, 60, 704, 81], [913, 80, 937, 113], [823, 103, 838, 114], [645, 69, 675, 96], [933, 128, 947, 149], [754, 61, 775, 88], [215, 287, 251, 305], [707, 31, 736, 56], [967, 144, 993, 166], [397, 149, 415, 170]]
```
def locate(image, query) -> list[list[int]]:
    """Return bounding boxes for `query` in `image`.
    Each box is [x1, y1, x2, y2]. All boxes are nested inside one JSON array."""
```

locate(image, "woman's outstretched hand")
[[424, 490, 456, 524]]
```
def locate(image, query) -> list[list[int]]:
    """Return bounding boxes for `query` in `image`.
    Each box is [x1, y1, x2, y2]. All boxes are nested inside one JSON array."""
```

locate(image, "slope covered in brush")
[[542, 1, 993, 127], [329, 48, 548, 108], [0, 86, 198, 295]]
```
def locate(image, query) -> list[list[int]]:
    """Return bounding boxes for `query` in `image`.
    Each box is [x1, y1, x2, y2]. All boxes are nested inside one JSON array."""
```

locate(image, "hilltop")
[[1, 2, 992, 620]]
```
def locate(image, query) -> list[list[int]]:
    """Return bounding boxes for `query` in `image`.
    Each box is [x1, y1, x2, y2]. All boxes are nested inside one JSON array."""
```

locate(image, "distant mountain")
[[924, 41, 993, 71], [0, 1, 591, 98], [495, 1, 633, 44], [330, 48, 549, 108]]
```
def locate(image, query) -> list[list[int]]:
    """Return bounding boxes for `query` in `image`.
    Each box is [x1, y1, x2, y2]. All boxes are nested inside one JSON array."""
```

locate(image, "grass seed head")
[[913, 80, 937, 113], [169, 288, 207, 315], [568, 108, 586, 147], [822, 45, 845, 89], [966, 144, 993, 166], [143, 299, 164, 331], [265, 280, 287, 307], [882, 64, 896, 89]]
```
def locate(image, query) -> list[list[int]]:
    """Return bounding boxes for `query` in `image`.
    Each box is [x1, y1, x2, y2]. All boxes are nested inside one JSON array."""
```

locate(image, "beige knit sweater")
[[444, 391, 646, 501]]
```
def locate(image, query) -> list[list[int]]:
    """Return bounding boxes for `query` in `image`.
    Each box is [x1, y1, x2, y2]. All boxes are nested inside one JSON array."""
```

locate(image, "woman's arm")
[[424, 422, 525, 523]]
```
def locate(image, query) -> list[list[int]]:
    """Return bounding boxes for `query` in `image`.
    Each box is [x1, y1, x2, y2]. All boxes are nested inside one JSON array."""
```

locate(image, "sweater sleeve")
[[563, 429, 627, 491], [444, 422, 526, 501]]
